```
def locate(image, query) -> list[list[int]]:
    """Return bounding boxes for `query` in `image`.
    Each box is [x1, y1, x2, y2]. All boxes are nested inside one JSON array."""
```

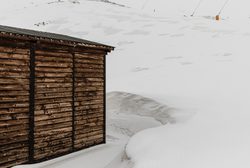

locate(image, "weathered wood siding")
[[74, 51, 105, 149], [0, 41, 107, 167], [33, 50, 74, 160], [0, 46, 30, 167]]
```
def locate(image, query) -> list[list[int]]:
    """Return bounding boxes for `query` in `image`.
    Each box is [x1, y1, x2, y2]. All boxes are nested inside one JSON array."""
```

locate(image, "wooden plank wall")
[[74, 51, 105, 149], [0, 46, 30, 167], [0, 45, 106, 166], [33, 50, 74, 160]]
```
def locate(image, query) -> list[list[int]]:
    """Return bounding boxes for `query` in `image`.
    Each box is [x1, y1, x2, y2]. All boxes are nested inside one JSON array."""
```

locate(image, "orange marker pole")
[[217, 0, 229, 21], [216, 15, 219, 20]]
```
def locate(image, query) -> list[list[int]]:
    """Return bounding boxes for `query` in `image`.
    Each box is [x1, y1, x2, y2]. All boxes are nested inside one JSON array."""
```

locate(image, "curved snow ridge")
[[107, 91, 177, 125]]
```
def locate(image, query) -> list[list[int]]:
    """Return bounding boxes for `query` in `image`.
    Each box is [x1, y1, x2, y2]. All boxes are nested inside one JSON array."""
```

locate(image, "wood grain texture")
[[35, 77, 73, 83], [74, 125, 103, 134], [0, 58, 30, 66], [74, 68, 104, 73], [35, 102, 72, 110], [0, 112, 29, 121], [0, 152, 28, 165], [34, 117, 72, 126], [0, 53, 29, 60], [34, 111, 72, 122], [74, 86, 103, 92], [35, 56, 73, 62], [0, 141, 28, 151], [74, 134, 103, 145], [35, 107, 72, 115], [0, 46, 30, 55], [74, 108, 103, 116], [35, 67, 73, 73], [74, 99, 103, 106], [0, 102, 29, 109], [0, 65, 30, 72], [35, 92, 72, 100], [34, 146, 72, 160], [35, 72, 73, 78], [34, 121, 72, 132], [34, 131, 72, 144], [0, 108, 29, 115], [74, 81, 103, 87], [35, 87, 72, 94], [0, 96, 29, 102], [0, 147, 29, 158], [75, 53, 104, 60], [0, 71, 30, 78], [75, 78, 104, 82], [75, 59, 103, 65], [74, 130, 103, 140], [35, 97, 73, 105], [0, 38, 26, 47], [34, 127, 72, 138], [74, 113, 103, 120], [74, 95, 103, 102], [34, 137, 72, 149], [0, 129, 29, 140], [35, 50, 73, 58], [35, 61, 73, 68], [74, 73, 104, 78], [0, 118, 29, 127], [74, 90, 103, 97], [0, 91, 30, 96], [35, 82, 73, 88], [0, 78, 29, 84], [0, 124, 29, 134], [0, 134, 29, 146], [75, 63, 104, 69], [0, 84, 30, 90], [74, 104, 103, 111]]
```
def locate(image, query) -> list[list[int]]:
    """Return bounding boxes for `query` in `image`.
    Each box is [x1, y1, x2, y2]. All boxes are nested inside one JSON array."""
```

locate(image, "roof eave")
[[0, 32, 115, 51]]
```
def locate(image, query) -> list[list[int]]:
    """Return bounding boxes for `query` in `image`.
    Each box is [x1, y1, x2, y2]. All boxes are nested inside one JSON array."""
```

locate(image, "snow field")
[[2, 0, 250, 167]]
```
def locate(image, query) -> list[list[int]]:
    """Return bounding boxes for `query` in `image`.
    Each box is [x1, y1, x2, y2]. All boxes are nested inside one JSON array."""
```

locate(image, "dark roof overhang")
[[0, 25, 114, 51]]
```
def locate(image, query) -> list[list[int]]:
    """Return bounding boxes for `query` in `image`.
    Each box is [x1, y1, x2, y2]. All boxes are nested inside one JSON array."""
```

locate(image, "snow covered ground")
[[2, 0, 250, 167]]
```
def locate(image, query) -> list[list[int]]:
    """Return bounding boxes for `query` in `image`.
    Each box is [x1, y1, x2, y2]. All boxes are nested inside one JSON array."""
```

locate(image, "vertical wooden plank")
[[29, 47, 35, 163], [103, 53, 106, 144], [72, 52, 75, 151]]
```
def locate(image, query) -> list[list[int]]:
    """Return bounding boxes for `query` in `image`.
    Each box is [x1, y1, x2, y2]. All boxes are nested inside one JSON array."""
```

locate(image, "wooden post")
[[29, 46, 35, 163], [103, 53, 106, 144], [72, 52, 75, 151]]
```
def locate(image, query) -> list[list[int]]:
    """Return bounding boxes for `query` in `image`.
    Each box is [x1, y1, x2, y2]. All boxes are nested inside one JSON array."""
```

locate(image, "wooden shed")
[[0, 25, 114, 168]]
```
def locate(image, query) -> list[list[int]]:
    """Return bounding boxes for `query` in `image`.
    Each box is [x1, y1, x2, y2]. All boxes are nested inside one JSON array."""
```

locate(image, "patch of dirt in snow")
[[34, 20, 53, 27]]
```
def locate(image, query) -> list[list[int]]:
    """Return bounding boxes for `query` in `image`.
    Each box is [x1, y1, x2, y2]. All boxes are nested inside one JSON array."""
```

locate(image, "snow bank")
[[107, 91, 177, 125]]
